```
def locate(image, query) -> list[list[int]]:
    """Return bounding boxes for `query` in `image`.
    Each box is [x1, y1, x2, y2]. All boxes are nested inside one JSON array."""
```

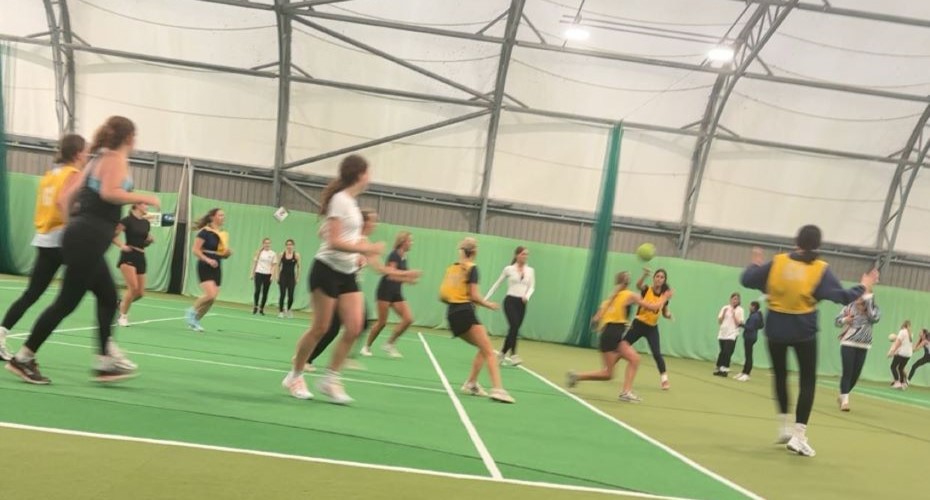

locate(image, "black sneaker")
[[6, 358, 51, 385], [252, 306, 258, 315]]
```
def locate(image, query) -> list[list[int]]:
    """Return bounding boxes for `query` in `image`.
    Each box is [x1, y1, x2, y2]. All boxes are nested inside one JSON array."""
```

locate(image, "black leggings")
[[716, 339, 737, 369], [891, 355, 909, 384], [279, 278, 295, 311], [624, 320, 666, 373], [2, 247, 63, 330], [501, 296, 526, 356], [25, 221, 117, 356], [742, 335, 758, 375], [253, 273, 271, 309], [909, 353, 930, 381], [767, 337, 817, 425], [840, 345, 868, 394], [308, 302, 369, 364]]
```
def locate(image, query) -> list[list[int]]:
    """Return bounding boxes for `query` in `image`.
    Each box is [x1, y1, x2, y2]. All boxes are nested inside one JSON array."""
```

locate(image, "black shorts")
[[197, 262, 223, 286], [309, 259, 359, 298], [599, 323, 628, 353], [117, 250, 147, 275], [376, 284, 404, 304], [447, 304, 480, 337], [623, 319, 658, 346]]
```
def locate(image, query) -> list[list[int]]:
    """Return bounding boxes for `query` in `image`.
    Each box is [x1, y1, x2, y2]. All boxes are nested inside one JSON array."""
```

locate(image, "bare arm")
[[192, 236, 217, 268], [635, 268, 650, 291], [111, 223, 129, 252], [97, 154, 159, 207], [627, 292, 666, 312], [469, 283, 497, 310], [484, 268, 508, 301]]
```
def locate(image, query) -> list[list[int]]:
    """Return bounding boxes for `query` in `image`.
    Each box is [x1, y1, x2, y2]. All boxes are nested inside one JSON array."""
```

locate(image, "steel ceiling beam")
[[41, 0, 76, 135], [732, 0, 930, 29], [292, 16, 492, 102], [281, 109, 491, 170], [197, 0, 275, 10], [272, 0, 293, 206], [679, 1, 799, 258], [477, 0, 525, 234], [876, 105, 930, 271]]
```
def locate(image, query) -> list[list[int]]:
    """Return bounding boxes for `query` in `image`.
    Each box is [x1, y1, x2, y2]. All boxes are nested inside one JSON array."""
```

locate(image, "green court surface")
[[0, 276, 927, 499]]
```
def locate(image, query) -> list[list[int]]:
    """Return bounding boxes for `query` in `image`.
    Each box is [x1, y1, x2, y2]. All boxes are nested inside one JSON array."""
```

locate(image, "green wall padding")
[[0, 44, 14, 275], [5, 173, 179, 292], [178, 193, 930, 387]]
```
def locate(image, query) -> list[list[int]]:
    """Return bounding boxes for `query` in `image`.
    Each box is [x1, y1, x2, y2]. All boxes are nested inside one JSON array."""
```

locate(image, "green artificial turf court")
[[0, 275, 927, 500]]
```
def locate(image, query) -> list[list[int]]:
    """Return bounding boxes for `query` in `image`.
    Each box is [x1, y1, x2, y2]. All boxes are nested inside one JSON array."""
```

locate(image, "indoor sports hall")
[[1, 1, 928, 499]]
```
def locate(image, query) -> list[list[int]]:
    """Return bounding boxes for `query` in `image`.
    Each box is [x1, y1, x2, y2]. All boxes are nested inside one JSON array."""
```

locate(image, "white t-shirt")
[[316, 190, 363, 274], [485, 264, 535, 301], [718, 305, 744, 340], [895, 329, 913, 358], [254, 249, 277, 275]]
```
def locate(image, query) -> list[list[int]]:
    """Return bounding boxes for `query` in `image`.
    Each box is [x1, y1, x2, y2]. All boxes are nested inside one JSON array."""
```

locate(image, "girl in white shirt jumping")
[[485, 246, 535, 366], [250, 237, 277, 315], [714, 293, 744, 376]]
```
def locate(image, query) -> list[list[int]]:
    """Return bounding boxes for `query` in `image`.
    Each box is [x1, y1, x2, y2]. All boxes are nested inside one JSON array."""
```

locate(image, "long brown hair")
[[90, 116, 135, 153], [320, 155, 368, 215], [511, 246, 527, 265], [193, 208, 222, 230], [54, 134, 86, 164]]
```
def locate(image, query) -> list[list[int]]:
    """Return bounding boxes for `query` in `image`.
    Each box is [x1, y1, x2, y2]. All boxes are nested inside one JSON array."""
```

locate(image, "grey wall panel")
[[157, 163, 187, 194], [280, 183, 322, 214], [486, 213, 582, 246], [129, 163, 155, 191], [371, 196, 474, 233], [7, 148, 52, 174], [609, 228, 678, 256], [193, 172, 273, 206]]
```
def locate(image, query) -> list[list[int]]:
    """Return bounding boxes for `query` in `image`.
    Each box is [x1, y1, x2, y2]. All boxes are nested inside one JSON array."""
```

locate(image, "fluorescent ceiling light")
[[707, 46, 735, 63], [564, 25, 590, 41]]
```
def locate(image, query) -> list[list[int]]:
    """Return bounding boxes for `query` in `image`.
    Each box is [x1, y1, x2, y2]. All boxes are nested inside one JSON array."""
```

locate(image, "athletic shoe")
[[509, 354, 523, 366], [252, 306, 258, 315], [286, 310, 293, 319], [892, 381, 903, 389], [117, 315, 130, 327], [490, 388, 515, 404], [278, 312, 285, 319], [566, 371, 578, 388], [382, 343, 403, 358], [303, 363, 316, 373], [259, 309, 265, 316], [185, 308, 203, 332], [282, 372, 313, 400], [0, 327, 12, 362], [618, 391, 642, 403], [660, 379, 671, 390], [107, 340, 138, 371], [838, 397, 850, 412], [6, 357, 50, 385], [787, 435, 816, 457], [734, 373, 750, 382], [344, 359, 366, 371], [318, 375, 353, 405], [92, 355, 138, 383], [461, 381, 488, 397], [500, 356, 512, 367], [359, 346, 373, 357], [712, 370, 727, 377]]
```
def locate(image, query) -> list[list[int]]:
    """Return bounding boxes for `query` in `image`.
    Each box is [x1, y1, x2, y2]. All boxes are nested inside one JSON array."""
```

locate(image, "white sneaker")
[[286, 310, 293, 319], [461, 382, 488, 397], [382, 343, 403, 358], [282, 372, 313, 400], [93, 355, 138, 383], [509, 354, 523, 366], [775, 427, 792, 444], [490, 388, 515, 404], [107, 340, 138, 370], [117, 315, 130, 327], [359, 346, 373, 357], [318, 375, 354, 405], [619, 391, 642, 403], [277, 312, 285, 319], [501, 356, 513, 366], [303, 363, 316, 373], [787, 435, 816, 457], [734, 373, 750, 382], [892, 381, 903, 389], [0, 327, 12, 362], [838, 396, 850, 412], [566, 370, 578, 388]]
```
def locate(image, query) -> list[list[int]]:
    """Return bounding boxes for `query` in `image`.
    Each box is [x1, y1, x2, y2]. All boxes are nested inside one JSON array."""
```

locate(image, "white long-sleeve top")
[[485, 264, 535, 301], [717, 305, 744, 340]]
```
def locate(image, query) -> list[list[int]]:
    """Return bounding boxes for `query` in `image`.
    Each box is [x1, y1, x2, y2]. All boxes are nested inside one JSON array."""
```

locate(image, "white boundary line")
[[418, 332, 502, 480], [7, 317, 185, 339], [517, 365, 765, 500], [22, 338, 445, 395], [0, 422, 696, 500]]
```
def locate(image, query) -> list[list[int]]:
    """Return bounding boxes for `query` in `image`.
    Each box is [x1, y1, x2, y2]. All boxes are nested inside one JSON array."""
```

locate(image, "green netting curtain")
[[567, 124, 623, 347], [0, 43, 15, 274]]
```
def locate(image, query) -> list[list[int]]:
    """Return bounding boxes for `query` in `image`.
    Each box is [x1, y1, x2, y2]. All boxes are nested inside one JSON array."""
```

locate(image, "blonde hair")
[[395, 231, 411, 249], [460, 237, 477, 258]]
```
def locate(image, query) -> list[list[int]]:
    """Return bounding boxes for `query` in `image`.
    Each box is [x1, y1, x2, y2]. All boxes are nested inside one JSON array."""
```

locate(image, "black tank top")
[[74, 161, 133, 226], [280, 252, 297, 279]]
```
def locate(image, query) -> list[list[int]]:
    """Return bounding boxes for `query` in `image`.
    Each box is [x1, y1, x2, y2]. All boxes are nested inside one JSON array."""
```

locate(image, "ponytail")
[[320, 154, 369, 214], [193, 207, 221, 230]]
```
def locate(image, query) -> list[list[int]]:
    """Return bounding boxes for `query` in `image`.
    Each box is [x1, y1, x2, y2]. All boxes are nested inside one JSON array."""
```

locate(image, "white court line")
[[517, 365, 764, 500], [0, 422, 697, 500], [418, 332, 502, 480], [7, 317, 185, 339], [27, 339, 444, 395]]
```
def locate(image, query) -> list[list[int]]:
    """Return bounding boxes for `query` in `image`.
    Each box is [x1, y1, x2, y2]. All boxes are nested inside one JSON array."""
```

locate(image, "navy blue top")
[[740, 251, 865, 343], [378, 250, 408, 293], [743, 310, 765, 337]]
